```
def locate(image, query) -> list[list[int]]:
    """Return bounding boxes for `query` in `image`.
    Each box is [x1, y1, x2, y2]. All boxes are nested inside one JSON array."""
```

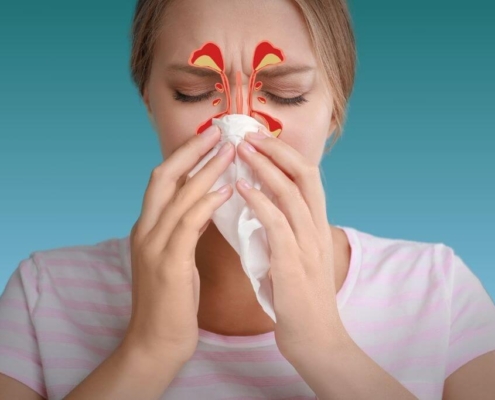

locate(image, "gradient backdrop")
[[1, 0, 494, 299]]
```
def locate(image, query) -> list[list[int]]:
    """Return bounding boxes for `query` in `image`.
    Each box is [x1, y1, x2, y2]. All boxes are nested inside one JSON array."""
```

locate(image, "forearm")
[[292, 336, 418, 400], [63, 341, 186, 400]]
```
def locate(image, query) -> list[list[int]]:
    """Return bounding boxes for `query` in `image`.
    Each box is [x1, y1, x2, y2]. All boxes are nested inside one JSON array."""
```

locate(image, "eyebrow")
[[167, 64, 218, 78], [256, 64, 315, 79], [166, 63, 315, 79]]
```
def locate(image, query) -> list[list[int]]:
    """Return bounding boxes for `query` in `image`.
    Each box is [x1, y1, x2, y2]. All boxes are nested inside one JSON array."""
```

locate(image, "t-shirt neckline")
[[120, 225, 362, 348]]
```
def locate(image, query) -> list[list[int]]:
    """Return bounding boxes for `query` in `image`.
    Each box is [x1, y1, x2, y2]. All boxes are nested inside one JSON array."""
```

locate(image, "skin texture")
[[143, 0, 348, 337]]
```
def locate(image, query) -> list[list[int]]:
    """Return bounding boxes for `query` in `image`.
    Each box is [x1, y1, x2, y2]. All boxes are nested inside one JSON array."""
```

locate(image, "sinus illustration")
[[188, 40, 285, 138]]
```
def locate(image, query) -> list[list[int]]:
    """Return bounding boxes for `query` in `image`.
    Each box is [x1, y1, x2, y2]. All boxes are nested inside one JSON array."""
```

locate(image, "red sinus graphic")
[[188, 41, 285, 138]]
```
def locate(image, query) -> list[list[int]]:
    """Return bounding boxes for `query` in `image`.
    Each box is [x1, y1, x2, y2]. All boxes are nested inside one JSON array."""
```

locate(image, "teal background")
[[1, 1, 494, 298]]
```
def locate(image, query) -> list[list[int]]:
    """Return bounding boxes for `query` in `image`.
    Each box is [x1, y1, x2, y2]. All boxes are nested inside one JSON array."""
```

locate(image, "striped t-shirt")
[[1, 225, 495, 400]]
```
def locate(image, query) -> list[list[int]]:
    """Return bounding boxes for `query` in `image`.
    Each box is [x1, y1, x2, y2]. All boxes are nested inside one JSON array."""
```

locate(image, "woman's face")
[[143, 0, 336, 165]]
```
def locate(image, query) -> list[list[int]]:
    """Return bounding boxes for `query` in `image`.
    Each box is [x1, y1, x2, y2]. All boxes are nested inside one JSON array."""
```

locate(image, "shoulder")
[[348, 226, 494, 316], [27, 236, 131, 287], [0, 237, 132, 399], [343, 226, 461, 310], [350, 226, 449, 277], [15, 236, 133, 319]]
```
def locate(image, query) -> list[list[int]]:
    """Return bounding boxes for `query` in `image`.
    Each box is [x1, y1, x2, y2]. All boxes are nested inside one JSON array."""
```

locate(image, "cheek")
[[280, 103, 332, 164], [150, 91, 206, 158]]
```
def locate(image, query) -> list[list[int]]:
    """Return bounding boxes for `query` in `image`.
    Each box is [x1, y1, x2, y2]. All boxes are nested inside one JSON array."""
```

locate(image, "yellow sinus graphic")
[[188, 41, 285, 138]]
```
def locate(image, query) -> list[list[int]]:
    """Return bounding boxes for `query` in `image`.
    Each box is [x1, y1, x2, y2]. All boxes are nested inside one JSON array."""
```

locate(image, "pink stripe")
[[1, 298, 29, 311], [364, 321, 446, 354], [37, 331, 111, 357], [20, 260, 38, 288], [35, 306, 126, 337], [41, 239, 120, 258], [0, 344, 41, 366], [3, 280, 22, 291], [74, 245, 120, 258], [107, 240, 121, 251], [344, 298, 447, 331], [36, 293, 131, 316], [169, 373, 304, 388], [451, 301, 495, 328], [46, 278, 131, 293], [384, 353, 445, 372], [362, 245, 431, 259], [449, 325, 495, 347], [360, 264, 440, 285], [38, 257, 125, 276], [0, 370, 47, 398], [451, 282, 484, 298], [49, 383, 78, 397], [191, 349, 285, 363], [437, 248, 453, 277], [0, 320, 36, 339], [43, 356, 98, 369], [346, 280, 443, 308], [401, 381, 441, 398], [199, 328, 274, 344]]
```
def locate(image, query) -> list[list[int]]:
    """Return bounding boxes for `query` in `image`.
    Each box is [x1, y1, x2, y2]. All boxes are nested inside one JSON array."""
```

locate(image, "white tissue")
[[187, 114, 277, 322]]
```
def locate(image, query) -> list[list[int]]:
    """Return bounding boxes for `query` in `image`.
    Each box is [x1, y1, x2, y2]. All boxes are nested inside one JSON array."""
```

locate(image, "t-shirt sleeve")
[[0, 256, 47, 398], [442, 245, 495, 379]]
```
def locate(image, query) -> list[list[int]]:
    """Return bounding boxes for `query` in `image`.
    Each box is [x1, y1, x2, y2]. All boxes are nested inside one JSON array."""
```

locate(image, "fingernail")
[[239, 178, 252, 189], [246, 131, 268, 140], [217, 142, 232, 156], [217, 183, 231, 194], [202, 125, 219, 138], [260, 126, 273, 136], [242, 140, 257, 153]]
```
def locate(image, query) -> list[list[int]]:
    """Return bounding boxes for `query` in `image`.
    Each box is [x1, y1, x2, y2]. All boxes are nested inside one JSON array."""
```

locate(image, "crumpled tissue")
[[187, 114, 277, 322]]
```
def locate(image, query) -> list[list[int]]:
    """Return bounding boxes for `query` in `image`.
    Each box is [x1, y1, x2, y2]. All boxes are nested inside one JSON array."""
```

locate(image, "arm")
[[443, 350, 495, 400], [63, 340, 186, 400], [0, 374, 45, 400], [290, 336, 418, 400]]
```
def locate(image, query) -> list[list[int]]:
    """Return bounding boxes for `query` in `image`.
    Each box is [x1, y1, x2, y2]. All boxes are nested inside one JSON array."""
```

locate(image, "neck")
[[194, 222, 276, 335], [195, 222, 248, 287], [193, 221, 350, 337]]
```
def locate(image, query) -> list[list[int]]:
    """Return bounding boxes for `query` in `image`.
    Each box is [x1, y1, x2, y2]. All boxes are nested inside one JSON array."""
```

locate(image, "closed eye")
[[262, 91, 308, 106], [173, 90, 215, 103], [173, 90, 308, 106]]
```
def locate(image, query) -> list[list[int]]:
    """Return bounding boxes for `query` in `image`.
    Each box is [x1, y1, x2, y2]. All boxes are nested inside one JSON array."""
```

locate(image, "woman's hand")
[[121, 124, 235, 364], [235, 126, 350, 364]]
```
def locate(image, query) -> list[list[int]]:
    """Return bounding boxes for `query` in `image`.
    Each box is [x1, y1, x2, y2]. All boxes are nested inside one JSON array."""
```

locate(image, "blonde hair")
[[130, 0, 356, 154]]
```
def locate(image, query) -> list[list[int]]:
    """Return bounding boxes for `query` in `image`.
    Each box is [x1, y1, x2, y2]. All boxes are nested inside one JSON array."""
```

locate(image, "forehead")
[[155, 0, 316, 73]]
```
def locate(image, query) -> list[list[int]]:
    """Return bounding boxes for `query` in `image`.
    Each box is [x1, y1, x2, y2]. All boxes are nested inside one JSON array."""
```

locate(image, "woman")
[[1, 0, 494, 399]]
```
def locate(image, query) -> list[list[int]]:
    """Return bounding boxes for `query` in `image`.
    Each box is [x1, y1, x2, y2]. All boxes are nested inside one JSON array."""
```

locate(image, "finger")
[[138, 124, 221, 235], [237, 139, 317, 252], [244, 126, 329, 236], [235, 181, 299, 273], [198, 218, 212, 236], [162, 184, 233, 263], [149, 142, 234, 247]]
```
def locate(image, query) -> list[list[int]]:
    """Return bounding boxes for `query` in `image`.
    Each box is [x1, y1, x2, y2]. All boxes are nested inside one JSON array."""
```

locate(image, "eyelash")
[[173, 90, 308, 106]]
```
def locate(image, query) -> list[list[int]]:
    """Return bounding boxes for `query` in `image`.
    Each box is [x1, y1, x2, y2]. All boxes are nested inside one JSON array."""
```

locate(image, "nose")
[[226, 70, 267, 129], [236, 71, 244, 114], [228, 70, 249, 116]]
